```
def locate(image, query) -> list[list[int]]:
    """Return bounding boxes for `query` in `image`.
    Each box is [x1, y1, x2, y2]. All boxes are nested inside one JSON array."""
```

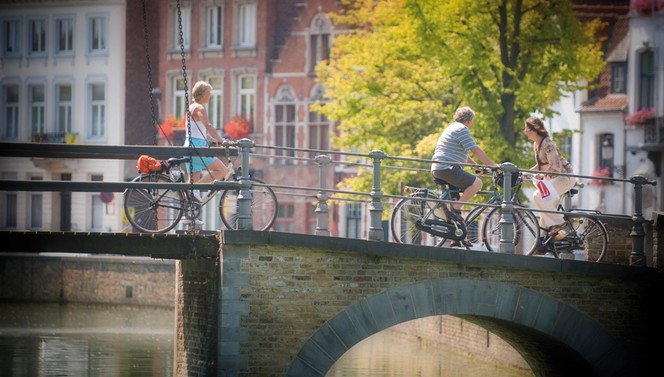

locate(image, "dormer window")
[[611, 62, 626, 94]]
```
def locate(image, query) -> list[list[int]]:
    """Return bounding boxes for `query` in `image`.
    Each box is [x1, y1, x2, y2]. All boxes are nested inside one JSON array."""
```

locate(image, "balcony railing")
[[643, 117, 664, 146]]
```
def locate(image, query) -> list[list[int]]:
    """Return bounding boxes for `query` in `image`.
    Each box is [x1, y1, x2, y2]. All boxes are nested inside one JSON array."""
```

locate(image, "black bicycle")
[[123, 152, 277, 233]]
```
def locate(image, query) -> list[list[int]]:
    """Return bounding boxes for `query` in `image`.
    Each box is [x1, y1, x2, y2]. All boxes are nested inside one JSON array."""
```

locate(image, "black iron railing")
[[643, 117, 664, 146]]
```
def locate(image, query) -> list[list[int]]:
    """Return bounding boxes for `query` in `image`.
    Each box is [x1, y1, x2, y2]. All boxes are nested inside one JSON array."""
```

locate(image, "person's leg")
[[432, 166, 477, 211], [456, 177, 482, 211], [196, 158, 228, 183], [532, 175, 575, 230]]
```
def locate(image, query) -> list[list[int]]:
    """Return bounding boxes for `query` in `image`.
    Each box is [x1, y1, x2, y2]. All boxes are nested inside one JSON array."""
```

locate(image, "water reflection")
[[327, 329, 533, 377], [0, 302, 173, 377]]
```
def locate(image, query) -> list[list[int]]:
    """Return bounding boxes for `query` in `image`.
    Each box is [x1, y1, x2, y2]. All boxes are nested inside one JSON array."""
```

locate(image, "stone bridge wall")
[[172, 231, 661, 377], [0, 254, 174, 306]]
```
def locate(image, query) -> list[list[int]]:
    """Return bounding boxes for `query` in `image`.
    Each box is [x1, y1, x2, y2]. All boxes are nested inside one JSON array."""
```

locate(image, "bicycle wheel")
[[390, 193, 445, 247], [483, 205, 539, 255], [123, 174, 184, 233], [219, 179, 277, 231], [562, 214, 608, 262], [464, 206, 489, 249]]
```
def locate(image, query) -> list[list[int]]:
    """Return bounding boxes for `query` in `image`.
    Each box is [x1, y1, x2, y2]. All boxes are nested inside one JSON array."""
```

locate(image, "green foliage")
[[316, 0, 605, 195]]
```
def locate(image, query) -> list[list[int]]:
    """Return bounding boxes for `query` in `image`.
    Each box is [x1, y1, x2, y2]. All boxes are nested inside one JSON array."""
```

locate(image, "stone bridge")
[[173, 230, 662, 377]]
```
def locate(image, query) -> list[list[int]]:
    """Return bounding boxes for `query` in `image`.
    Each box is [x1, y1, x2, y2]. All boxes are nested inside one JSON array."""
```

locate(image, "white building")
[[0, 0, 126, 232], [547, 1, 662, 220]]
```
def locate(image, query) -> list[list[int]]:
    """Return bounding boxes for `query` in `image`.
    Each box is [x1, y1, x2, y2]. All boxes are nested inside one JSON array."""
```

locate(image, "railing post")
[[314, 154, 331, 236], [499, 162, 516, 254], [368, 150, 386, 241], [629, 175, 649, 266], [236, 138, 254, 230]]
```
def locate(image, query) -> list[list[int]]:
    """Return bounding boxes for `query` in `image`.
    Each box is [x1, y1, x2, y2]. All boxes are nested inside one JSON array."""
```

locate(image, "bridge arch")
[[286, 278, 636, 377]]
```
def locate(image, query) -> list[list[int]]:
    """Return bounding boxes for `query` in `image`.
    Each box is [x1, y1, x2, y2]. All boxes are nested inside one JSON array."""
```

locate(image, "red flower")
[[590, 167, 611, 186], [224, 115, 252, 140], [625, 108, 655, 126], [631, 0, 664, 14], [158, 114, 183, 140]]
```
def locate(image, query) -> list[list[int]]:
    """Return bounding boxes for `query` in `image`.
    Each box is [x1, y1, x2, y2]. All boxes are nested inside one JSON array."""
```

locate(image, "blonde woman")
[[184, 81, 229, 187]]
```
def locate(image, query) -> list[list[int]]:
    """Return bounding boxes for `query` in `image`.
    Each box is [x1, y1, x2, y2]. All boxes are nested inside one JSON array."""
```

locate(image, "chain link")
[[176, 0, 194, 185], [141, 0, 159, 146]]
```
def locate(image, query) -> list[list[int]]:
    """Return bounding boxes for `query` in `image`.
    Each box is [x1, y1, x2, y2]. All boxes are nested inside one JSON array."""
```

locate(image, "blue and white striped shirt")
[[431, 122, 478, 171]]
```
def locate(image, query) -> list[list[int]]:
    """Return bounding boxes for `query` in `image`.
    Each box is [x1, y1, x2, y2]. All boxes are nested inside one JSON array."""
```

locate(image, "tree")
[[315, 0, 604, 194]]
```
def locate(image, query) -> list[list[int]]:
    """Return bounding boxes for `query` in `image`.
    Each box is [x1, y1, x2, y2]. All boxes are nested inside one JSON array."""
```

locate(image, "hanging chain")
[[176, 0, 194, 185], [141, 0, 160, 146]]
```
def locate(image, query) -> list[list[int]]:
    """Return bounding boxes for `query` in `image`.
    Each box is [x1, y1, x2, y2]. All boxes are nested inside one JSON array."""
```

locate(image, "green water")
[[0, 302, 173, 377]]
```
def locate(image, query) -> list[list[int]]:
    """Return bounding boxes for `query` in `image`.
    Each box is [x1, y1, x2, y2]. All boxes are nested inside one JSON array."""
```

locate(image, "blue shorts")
[[184, 137, 215, 172]]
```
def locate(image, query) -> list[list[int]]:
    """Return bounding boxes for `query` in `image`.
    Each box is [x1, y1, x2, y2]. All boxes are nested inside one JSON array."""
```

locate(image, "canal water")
[[0, 303, 532, 376], [0, 302, 174, 377]]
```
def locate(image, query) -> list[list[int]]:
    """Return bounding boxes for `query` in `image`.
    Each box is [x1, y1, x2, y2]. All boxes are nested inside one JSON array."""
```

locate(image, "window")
[[346, 203, 362, 239], [208, 76, 223, 129], [88, 82, 105, 138], [237, 75, 255, 119], [599, 133, 614, 176], [1, 172, 17, 229], [2, 19, 21, 56], [2, 84, 19, 140], [172, 5, 191, 50], [28, 18, 46, 55], [274, 85, 295, 163], [639, 50, 654, 109], [29, 84, 46, 137], [236, 2, 256, 48], [275, 203, 295, 233], [173, 77, 187, 120], [611, 62, 626, 94], [559, 133, 572, 162], [275, 105, 296, 163], [88, 15, 107, 53], [206, 6, 223, 48], [308, 111, 329, 158], [309, 14, 332, 73], [90, 175, 104, 230], [308, 85, 331, 157], [29, 176, 43, 229], [55, 17, 74, 54], [56, 84, 72, 133]]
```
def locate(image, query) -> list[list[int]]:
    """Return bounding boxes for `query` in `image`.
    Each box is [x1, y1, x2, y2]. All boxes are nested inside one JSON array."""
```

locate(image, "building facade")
[[128, 0, 360, 236], [0, 0, 127, 232], [547, 0, 662, 219]]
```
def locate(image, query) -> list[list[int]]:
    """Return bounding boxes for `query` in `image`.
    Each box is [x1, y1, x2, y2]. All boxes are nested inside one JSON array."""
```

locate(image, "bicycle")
[[482, 179, 609, 262], [123, 145, 277, 233], [390, 168, 540, 254]]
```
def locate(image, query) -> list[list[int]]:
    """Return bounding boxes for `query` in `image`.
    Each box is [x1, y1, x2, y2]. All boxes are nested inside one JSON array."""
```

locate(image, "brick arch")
[[286, 278, 637, 377]]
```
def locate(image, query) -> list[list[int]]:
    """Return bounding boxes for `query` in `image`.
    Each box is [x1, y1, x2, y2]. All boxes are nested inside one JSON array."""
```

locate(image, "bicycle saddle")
[[564, 188, 579, 197], [433, 178, 461, 199], [166, 157, 191, 165]]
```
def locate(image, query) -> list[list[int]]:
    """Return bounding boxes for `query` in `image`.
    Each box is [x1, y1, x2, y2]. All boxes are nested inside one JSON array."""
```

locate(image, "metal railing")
[[0, 140, 657, 266]]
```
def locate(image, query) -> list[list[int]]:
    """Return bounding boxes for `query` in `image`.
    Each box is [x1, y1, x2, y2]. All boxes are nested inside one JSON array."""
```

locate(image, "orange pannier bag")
[[136, 155, 166, 174]]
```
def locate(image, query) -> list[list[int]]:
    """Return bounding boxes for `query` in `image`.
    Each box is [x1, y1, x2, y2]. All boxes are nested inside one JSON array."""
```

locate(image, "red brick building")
[[125, 0, 357, 236]]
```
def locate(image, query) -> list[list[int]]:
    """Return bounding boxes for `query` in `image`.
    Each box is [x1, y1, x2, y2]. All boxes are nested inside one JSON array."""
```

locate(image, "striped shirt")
[[431, 122, 478, 171]]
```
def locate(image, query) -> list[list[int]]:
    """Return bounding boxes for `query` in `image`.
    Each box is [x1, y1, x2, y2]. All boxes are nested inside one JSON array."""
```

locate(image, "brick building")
[[126, 0, 359, 236]]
